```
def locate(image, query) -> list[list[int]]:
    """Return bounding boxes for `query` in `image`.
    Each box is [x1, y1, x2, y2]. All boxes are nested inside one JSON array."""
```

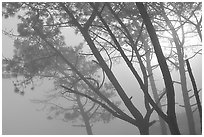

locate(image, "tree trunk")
[[160, 5, 196, 134], [137, 119, 149, 135], [136, 2, 180, 134], [178, 61, 196, 135], [186, 59, 202, 132], [75, 93, 93, 135], [143, 38, 168, 135], [138, 125, 149, 135]]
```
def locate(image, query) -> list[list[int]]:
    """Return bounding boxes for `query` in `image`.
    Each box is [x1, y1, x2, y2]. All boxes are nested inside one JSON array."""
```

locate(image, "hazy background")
[[2, 10, 202, 135]]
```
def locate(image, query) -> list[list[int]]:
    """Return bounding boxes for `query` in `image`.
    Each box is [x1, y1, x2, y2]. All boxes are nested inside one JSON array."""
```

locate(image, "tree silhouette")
[[2, 2, 202, 135]]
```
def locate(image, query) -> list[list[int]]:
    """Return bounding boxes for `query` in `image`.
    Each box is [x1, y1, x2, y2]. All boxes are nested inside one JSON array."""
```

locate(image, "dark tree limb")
[[60, 85, 141, 127], [186, 59, 202, 131]]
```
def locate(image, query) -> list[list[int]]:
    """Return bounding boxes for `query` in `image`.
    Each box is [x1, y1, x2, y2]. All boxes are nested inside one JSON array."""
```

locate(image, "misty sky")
[[1, 7, 202, 135]]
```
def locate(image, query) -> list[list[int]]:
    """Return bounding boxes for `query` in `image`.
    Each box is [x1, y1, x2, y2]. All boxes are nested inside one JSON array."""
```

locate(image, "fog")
[[2, 7, 202, 135]]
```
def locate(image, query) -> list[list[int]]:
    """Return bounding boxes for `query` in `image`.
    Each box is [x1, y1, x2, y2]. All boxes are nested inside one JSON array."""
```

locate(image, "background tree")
[[3, 27, 118, 135]]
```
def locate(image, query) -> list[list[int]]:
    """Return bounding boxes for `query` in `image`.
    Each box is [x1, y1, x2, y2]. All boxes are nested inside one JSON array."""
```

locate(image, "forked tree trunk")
[[136, 119, 149, 135]]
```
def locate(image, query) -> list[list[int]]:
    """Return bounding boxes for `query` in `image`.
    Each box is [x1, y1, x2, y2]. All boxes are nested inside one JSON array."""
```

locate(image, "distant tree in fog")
[[2, 37, 118, 134]]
